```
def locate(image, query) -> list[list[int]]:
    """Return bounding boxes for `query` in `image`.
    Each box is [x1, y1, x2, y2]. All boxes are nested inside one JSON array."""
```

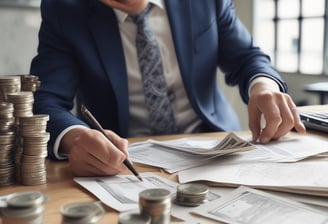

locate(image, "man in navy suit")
[[30, 0, 306, 176]]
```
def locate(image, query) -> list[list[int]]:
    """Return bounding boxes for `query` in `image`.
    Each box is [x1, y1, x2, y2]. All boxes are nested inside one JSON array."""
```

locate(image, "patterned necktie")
[[131, 4, 177, 135]]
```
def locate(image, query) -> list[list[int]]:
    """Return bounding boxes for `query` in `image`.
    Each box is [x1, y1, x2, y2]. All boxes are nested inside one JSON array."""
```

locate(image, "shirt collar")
[[114, 0, 165, 23]]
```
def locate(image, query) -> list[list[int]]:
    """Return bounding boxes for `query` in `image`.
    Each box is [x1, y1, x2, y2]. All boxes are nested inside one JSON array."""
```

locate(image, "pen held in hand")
[[80, 104, 143, 181]]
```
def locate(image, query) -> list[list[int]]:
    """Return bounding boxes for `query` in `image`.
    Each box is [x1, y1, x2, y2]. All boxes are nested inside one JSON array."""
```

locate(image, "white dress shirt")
[[115, 0, 202, 137]]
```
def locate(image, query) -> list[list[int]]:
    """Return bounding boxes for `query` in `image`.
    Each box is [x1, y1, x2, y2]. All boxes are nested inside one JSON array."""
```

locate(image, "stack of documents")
[[177, 134, 328, 197], [129, 132, 328, 196], [129, 132, 254, 173]]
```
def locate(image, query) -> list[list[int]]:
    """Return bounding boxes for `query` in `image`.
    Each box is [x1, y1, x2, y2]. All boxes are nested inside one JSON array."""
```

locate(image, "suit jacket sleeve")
[[30, 0, 88, 159]]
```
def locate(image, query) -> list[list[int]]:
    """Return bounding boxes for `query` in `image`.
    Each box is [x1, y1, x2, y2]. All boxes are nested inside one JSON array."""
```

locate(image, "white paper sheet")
[[74, 173, 233, 223], [192, 186, 328, 224], [129, 134, 328, 173], [178, 158, 328, 195]]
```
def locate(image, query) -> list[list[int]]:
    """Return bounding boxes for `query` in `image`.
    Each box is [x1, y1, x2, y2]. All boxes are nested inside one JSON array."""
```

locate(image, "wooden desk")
[[0, 131, 228, 224]]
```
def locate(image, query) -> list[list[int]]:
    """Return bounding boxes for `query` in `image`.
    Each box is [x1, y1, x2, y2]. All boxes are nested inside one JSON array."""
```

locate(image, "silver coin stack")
[[0, 102, 16, 187], [0, 76, 21, 187], [0, 191, 47, 224], [20, 74, 41, 92], [174, 183, 209, 207], [61, 201, 105, 224], [6, 91, 34, 118], [118, 209, 151, 224], [0, 76, 21, 101], [0, 75, 49, 186], [139, 188, 171, 224], [19, 115, 50, 186], [6, 91, 35, 184]]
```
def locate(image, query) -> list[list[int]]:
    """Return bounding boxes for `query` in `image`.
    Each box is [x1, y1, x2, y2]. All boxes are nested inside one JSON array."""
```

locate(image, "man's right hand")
[[59, 128, 129, 176]]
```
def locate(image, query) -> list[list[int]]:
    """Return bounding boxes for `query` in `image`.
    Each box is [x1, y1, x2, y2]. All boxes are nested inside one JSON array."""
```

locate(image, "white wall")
[[0, 6, 40, 74]]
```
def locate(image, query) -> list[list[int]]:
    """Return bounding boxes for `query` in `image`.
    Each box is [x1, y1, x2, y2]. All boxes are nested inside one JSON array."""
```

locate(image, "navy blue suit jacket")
[[30, 0, 287, 159]]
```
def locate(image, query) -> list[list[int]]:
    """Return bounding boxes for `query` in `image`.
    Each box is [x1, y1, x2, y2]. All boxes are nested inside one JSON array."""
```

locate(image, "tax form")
[[192, 186, 328, 224]]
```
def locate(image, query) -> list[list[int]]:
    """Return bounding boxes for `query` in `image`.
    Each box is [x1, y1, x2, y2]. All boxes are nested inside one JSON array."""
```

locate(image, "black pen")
[[80, 104, 143, 181]]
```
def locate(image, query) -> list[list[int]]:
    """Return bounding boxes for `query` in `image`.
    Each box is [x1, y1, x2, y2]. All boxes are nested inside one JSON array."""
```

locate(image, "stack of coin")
[[20, 74, 41, 92], [174, 183, 209, 207], [18, 115, 50, 186], [139, 188, 171, 224], [0, 101, 16, 187], [0, 76, 21, 101], [0, 132, 16, 187], [19, 114, 49, 136], [0, 191, 47, 224], [6, 91, 35, 182], [61, 201, 105, 224], [0, 102, 15, 134], [118, 209, 151, 224], [6, 91, 34, 118]]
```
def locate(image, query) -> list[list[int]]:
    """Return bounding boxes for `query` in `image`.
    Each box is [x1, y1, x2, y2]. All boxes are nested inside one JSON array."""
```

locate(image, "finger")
[[69, 142, 125, 176], [74, 130, 126, 167], [69, 157, 123, 177], [270, 96, 295, 140], [92, 130, 127, 164], [288, 100, 306, 134], [104, 130, 129, 156], [259, 104, 281, 143]]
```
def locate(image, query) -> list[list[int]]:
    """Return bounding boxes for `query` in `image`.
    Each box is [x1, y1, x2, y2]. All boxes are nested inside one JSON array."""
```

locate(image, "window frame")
[[254, 0, 328, 76]]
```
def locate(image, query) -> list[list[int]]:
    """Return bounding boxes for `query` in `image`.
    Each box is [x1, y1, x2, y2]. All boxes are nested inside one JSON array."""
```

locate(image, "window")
[[254, 0, 327, 75]]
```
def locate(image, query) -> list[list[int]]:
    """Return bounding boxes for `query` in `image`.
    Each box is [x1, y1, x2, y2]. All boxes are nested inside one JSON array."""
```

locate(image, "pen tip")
[[137, 175, 143, 182]]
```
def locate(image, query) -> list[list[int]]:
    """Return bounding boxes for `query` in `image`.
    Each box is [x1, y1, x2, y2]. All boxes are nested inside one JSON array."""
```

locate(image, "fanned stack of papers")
[[129, 132, 255, 173], [129, 132, 328, 196], [177, 134, 328, 197]]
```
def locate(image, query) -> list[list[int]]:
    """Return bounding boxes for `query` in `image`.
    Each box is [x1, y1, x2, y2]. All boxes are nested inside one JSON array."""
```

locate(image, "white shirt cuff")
[[53, 125, 89, 160], [248, 76, 280, 97]]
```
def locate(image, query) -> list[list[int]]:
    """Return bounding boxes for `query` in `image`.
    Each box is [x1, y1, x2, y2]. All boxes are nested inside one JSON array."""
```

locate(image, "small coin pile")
[[7, 91, 34, 118], [0, 102, 16, 186], [174, 183, 209, 207], [61, 201, 105, 224], [19, 115, 50, 185], [20, 74, 40, 92], [0, 191, 47, 224], [0, 75, 49, 186], [139, 188, 171, 224], [0, 75, 21, 101]]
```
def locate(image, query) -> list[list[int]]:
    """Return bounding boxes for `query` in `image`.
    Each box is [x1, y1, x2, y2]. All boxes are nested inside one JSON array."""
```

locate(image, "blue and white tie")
[[131, 4, 177, 135]]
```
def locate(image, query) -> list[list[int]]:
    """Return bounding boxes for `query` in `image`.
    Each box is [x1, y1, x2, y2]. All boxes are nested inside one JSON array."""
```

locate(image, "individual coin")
[[177, 183, 209, 196], [139, 188, 171, 203], [174, 183, 209, 207], [61, 201, 104, 219], [6, 191, 46, 208]]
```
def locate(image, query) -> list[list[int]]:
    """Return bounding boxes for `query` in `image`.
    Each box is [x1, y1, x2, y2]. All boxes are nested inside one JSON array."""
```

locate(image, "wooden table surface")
[[0, 127, 326, 223], [0, 131, 231, 223]]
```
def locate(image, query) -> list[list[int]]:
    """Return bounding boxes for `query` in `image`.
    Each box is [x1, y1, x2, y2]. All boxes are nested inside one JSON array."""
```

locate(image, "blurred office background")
[[0, 0, 327, 130]]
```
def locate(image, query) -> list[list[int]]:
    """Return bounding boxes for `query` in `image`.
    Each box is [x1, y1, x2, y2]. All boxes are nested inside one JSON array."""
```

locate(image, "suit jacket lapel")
[[165, 0, 193, 89], [86, 1, 129, 136]]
